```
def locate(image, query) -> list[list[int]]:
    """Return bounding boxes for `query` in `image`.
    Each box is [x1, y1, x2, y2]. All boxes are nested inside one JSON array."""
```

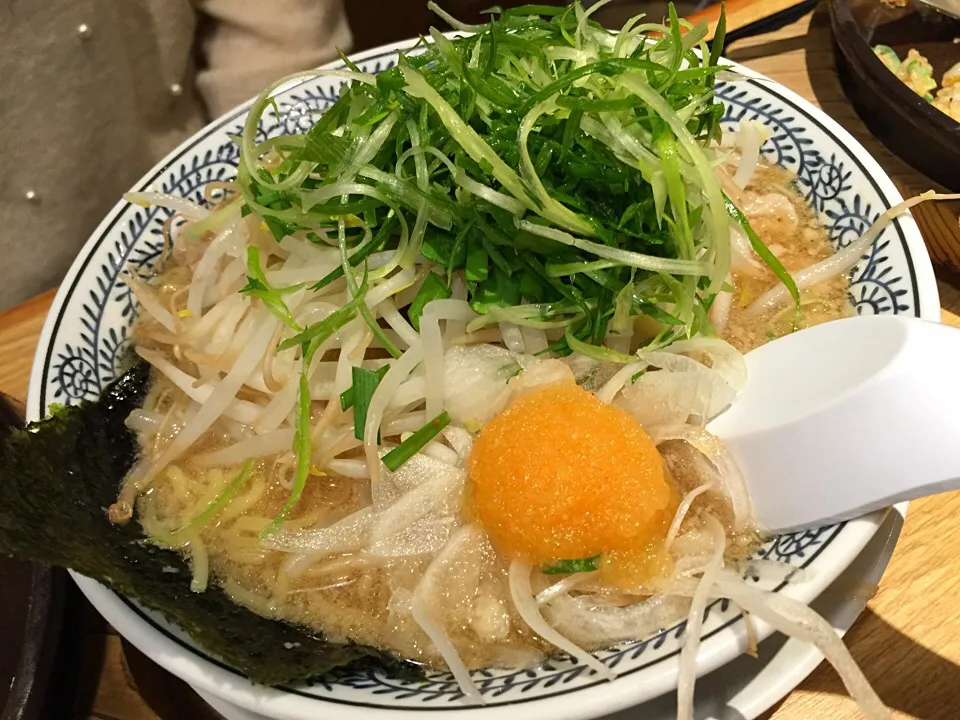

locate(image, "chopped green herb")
[[240, 246, 303, 331], [262, 373, 312, 538], [311, 217, 396, 291], [542, 554, 601, 575], [153, 460, 255, 543], [232, 2, 733, 360], [407, 272, 453, 331], [340, 365, 390, 411], [382, 412, 452, 471], [263, 214, 293, 242], [465, 245, 489, 283], [724, 194, 800, 309], [346, 366, 390, 441]]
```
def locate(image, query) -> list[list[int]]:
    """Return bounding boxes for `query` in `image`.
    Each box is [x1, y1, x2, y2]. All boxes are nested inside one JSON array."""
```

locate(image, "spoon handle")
[[715, 316, 960, 534]]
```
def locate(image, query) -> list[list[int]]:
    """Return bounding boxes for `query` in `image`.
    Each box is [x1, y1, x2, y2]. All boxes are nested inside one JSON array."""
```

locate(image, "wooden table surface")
[[3, 5, 960, 720]]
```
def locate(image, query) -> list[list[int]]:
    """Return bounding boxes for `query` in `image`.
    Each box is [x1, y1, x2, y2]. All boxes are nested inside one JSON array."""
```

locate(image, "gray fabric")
[[0, 0, 350, 310]]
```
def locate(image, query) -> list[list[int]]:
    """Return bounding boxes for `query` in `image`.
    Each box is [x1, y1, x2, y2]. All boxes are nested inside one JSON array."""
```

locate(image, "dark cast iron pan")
[[829, 0, 960, 190]]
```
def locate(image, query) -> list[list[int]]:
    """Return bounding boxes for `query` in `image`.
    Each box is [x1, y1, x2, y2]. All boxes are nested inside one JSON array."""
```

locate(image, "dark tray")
[[830, 0, 960, 190]]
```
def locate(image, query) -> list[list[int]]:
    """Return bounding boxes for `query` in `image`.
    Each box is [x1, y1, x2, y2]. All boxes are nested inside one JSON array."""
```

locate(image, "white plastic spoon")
[[706, 314, 960, 534]]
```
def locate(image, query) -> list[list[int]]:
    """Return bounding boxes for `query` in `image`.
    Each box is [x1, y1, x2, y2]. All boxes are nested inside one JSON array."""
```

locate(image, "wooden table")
[[3, 6, 960, 720]]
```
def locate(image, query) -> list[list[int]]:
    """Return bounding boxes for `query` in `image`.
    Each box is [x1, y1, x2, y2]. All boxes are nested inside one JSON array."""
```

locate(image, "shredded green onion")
[[233, 3, 738, 352], [724, 194, 800, 308], [340, 365, 390, 411], [347, 366, 389, 440], [382, 412, 452, 471], [408, 272, 454, 331], [153, 460, 254, 543], [240, 247, 303, 331], [542, 555, 601, 574], [261, 374, 312, 538]]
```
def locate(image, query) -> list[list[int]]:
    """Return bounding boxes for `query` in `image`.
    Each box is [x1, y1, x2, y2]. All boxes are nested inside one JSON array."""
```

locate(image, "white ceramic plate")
[[27, 36, 937, 720]]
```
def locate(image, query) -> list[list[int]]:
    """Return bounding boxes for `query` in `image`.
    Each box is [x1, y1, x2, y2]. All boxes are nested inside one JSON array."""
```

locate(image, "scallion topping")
[[345, 366, 390, 440], [154, 460, 254, 543], [724, 194, 800, 308], [542, 555, 600, 575], [382, 412, 451, 471]]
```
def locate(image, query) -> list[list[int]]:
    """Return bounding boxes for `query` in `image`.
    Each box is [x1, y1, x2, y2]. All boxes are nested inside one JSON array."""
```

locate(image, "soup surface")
[[129, 160, 852, 670]]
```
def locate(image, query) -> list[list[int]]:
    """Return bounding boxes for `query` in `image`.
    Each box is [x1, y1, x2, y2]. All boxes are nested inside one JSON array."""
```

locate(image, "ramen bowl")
[[27, 36, 939, 720]]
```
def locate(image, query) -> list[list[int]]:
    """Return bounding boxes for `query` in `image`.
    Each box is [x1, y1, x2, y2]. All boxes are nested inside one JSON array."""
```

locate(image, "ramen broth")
[[128, 158, 854, 670], [725, 163, 855, 351]]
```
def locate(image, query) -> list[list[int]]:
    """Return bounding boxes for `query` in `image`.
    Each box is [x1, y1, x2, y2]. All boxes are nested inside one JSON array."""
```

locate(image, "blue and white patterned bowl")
[[27, 37, 939, 720]]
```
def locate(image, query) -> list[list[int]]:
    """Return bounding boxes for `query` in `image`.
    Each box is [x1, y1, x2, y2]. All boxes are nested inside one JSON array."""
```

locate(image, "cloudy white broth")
[[112, 3, 897, 718]]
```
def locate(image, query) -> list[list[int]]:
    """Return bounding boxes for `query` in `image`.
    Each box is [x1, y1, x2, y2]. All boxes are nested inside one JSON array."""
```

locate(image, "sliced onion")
[[542, 591, 691, 648], [265, 506, 375, 557], [499, 322, 526, 353], [442, 344, 518, 428], [618, 353, 736, 426], [508, 358, 575, 397], [733, 120, 763, 189], [519, 326, 549, 354], [508, 561, 613, 679], [665, 481, 718, 550], [535, 572, 598, 606], [368, 468, 464, 547], [596, 361, 648, 404], [369, 516, 456, 558], [441, 426, 474, 465], [411, 524, 485, 704], [663, 337, 747, 392], [649, 425, 752, 530], [373, 452, 462, 510], [677, 515, 727, 720], [713, 569, 892, 720]]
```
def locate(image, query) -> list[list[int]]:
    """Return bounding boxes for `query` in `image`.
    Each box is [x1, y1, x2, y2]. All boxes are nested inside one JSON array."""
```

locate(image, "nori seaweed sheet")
[[0, 363, 420, 686]]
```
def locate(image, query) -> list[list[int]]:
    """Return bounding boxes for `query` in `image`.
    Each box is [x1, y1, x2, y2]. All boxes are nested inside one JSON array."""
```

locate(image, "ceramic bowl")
[[27, 36, 939, 720]]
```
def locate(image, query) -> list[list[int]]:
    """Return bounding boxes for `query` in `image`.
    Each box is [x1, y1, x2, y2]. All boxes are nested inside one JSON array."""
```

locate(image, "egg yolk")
[[468, 382, 677, 587]]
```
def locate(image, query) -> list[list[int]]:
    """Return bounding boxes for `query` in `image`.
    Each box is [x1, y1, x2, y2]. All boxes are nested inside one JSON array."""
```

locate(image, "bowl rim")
[[27, 33, 940, 720]]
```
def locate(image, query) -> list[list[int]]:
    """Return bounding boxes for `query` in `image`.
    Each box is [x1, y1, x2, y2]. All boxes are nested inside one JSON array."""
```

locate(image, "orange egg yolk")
[[468, 382, 678, 588]]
